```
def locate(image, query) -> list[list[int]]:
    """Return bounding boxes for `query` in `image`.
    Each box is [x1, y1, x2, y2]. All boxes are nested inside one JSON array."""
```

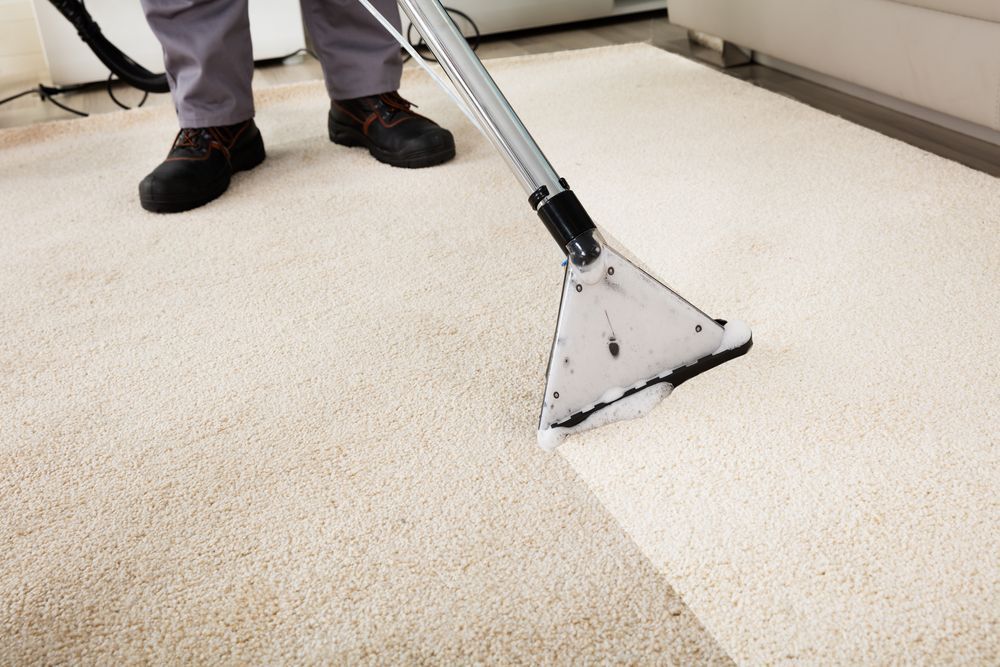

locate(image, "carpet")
[[0, 46, 732, 664], [1, 44, 998, 664]]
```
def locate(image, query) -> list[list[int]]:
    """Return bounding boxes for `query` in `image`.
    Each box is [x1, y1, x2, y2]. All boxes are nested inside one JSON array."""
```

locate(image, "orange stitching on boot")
[[378, 115, 417, 129]]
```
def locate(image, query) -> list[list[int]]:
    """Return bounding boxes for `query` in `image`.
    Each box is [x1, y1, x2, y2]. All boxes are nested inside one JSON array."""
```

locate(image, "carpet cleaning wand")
[[370, 0, 753, 449]]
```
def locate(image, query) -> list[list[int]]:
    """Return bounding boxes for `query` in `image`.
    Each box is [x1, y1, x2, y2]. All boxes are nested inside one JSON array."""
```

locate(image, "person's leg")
[[137, 0, 266, 212], [141, 0, 255, 127], [300, 0, 402, 100], [302, 0, 455, 168]]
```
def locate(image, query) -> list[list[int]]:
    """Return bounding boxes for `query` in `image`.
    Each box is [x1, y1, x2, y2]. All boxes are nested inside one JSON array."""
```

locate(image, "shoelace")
[[173, 127, 206, 149], [368, 93, 418, 121], [170, 127, 231, 160]]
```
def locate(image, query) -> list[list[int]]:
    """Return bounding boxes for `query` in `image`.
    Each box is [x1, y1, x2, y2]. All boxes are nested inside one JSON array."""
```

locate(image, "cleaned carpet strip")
[[0, 49, 732, 663], [545, 47, 996, 664]]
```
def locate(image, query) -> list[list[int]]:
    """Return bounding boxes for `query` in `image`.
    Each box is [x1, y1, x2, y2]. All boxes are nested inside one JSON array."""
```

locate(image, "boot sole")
[[329, 122, 455, 169], [140, 131, 267, 213]]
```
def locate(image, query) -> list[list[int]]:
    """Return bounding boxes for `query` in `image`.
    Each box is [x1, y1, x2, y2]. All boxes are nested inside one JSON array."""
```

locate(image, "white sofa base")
[[756, 53, 1000, 147], [669, 0, 1000, 145]]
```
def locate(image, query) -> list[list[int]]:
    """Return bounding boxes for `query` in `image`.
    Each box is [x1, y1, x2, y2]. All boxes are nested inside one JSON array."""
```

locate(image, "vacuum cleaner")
[[50, 0, 752, 449], [385, 0, 753, 449]]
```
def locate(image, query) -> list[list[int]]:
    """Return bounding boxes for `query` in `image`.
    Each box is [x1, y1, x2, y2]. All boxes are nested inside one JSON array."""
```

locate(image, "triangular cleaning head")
[[537, 244, 751, 450]]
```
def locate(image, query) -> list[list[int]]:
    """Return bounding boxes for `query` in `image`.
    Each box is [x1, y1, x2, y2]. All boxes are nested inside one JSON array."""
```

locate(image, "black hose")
[[46, 0, 170, 94]]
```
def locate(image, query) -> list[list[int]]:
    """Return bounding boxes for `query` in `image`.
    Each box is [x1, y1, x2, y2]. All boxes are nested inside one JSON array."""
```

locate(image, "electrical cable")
[[0, 88, 38, 106], [107, 73, 150, 111], [0, 83, 90, 117], [42, 89, 89, 117], [403, 7, 480, 64], [0, 46, 316, 118]]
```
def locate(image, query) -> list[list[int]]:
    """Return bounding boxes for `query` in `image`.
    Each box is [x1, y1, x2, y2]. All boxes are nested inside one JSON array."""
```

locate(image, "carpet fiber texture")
[[0, 46, 736, 664], [1, 44, 998, 664]]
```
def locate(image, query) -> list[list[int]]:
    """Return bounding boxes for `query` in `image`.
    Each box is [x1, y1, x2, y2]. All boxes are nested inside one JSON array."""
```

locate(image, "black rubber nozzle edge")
[[550, 320, 753, 429]]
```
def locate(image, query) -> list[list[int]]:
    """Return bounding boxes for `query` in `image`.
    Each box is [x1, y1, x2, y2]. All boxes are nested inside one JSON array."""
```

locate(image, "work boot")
[[138, 119, 266, 213], [328, 91, 455, 169]]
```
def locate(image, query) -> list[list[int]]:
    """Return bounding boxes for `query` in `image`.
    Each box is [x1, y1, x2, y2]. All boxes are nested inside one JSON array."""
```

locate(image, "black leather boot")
[[328, 92, 455, 169], [138, 119, 266, 213]]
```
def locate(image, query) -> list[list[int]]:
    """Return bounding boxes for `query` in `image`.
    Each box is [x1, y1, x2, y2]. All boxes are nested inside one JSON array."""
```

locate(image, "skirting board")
[[755, 52, 1000, 147]]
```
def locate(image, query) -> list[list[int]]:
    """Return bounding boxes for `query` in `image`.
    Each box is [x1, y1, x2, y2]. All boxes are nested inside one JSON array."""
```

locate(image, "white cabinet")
[[402, 0, 665, 36]]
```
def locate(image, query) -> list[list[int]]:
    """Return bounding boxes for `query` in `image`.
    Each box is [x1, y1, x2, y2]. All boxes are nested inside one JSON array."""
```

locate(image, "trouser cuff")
[[328, 75, 403, 102]]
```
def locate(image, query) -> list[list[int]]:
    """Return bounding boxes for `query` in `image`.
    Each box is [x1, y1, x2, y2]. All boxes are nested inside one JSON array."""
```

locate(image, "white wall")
[[0, 0, 48, 92]]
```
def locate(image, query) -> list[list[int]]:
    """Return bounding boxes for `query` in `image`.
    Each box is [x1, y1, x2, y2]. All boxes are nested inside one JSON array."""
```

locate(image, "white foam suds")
[[715, 319, 751, 354], [536, 383, 673, 451]]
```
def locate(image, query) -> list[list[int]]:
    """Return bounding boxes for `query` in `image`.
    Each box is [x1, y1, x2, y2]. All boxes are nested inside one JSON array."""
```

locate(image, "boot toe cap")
[[399, 126, 456, 161]]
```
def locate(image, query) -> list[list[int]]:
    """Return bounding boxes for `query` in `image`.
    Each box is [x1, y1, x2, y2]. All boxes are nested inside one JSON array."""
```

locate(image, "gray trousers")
[[141, 0, 403, 128]]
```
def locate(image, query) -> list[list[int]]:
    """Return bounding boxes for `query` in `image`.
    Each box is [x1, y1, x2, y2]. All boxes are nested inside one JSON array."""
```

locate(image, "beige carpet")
[[1, 44, 998, 664], [0, 46, 735, 665]]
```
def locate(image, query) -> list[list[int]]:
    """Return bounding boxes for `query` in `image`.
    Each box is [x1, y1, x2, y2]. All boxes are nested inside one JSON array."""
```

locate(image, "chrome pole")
[[396, 0, 566, 202]]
